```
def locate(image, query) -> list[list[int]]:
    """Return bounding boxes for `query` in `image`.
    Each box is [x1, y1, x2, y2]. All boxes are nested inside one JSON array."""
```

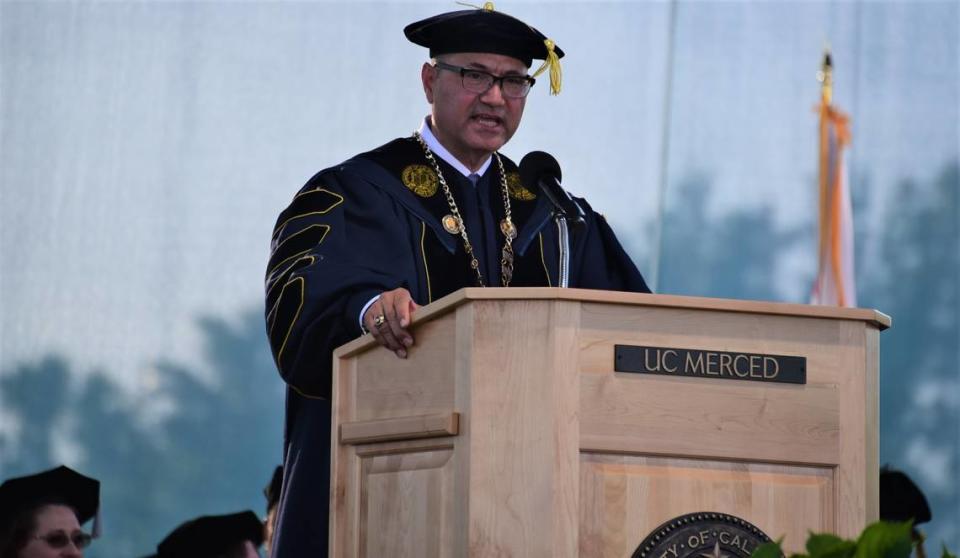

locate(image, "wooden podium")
[[329, 288, 889, 557]]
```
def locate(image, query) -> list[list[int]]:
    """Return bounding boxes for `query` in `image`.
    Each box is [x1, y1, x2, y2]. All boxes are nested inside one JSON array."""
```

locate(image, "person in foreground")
[[145, 511, 264, 558], [262, 466, 282, 557], [880, 466, 932, 558], [264, 3, 650, 556], [0, 466, 100, 558]]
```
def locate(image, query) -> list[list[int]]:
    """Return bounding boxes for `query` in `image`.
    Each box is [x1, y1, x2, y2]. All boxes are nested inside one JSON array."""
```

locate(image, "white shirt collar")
[[418, 117, 492, 179]]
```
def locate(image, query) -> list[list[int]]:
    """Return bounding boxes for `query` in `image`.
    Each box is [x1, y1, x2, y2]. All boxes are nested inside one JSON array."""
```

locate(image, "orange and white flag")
[[811, 92, 856, 307]]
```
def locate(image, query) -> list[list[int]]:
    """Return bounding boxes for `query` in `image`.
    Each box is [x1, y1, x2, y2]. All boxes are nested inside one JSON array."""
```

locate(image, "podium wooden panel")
[[329, 288, 888, 557]]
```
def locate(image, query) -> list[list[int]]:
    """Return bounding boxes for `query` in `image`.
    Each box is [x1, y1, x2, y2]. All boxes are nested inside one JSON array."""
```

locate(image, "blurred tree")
[[72, 372, 169, 558], [154, 309, 283, 518], [3, 163, 954, 553], [860, 161, 959, 549], [657, 174, 803, 300], [646, 163, 959, 547], [0, 357, 72, 471], [0, 308, 283, 558]]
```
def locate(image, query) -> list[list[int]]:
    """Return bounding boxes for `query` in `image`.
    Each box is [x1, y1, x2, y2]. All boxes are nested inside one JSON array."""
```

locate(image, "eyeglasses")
[[33, 531, 93, 549], [433, 61, 535, 99]]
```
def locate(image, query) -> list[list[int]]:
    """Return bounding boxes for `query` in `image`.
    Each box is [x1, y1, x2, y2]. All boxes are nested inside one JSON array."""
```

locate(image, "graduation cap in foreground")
[[149, 510, 264, 558], [0, 465, 100, 531], [880, 466, 932, 525], [404, 2, 564, 94]]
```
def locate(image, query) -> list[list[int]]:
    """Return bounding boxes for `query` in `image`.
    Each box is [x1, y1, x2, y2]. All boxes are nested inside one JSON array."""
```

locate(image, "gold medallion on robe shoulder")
[[506, 172, 537, 201], [401, 165, 439, 198]]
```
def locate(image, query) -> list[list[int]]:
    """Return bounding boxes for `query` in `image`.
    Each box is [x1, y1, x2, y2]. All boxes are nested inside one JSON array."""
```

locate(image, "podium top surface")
[[335, 288, 890, 358]]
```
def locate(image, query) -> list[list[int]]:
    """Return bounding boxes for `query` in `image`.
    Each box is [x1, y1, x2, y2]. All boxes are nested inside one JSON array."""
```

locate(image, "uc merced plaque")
[[631, 512, 775, 558], [615, 345, 806, 385]]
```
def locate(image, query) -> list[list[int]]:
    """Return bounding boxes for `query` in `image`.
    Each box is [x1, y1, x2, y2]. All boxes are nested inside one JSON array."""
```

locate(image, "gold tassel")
[[455, 1, 495, 10], [532, 38, 562, 95]]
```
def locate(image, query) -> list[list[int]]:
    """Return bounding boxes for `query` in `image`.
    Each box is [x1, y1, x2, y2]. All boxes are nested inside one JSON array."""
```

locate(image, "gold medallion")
[[401, 165, 439, 197], [500, 218, 517, 239], [442, 214, 461, 234], [506, 172, 536, 201], [412, 131, 514, 288]]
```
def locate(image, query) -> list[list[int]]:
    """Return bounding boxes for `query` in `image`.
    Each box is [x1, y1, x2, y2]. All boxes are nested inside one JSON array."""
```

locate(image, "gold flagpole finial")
[[817, 47, 833, 105]]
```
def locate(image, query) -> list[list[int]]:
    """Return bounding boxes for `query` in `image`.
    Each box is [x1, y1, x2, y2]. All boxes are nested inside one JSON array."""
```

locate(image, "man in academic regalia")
[[264, 4, 650, 556]]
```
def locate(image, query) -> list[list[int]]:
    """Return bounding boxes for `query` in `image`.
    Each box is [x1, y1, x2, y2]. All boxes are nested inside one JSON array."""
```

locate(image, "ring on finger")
[[373, 314, 386, 328]]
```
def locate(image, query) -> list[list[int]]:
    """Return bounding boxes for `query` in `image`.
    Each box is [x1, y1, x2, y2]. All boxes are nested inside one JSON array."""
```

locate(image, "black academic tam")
[[0, 465, 100, 530], [404, 7, 564, 67], [146, 510, 264, 558]]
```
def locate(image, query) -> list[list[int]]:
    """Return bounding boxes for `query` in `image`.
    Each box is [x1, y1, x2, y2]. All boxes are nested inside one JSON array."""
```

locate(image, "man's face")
[[422, 52, 528, 170]]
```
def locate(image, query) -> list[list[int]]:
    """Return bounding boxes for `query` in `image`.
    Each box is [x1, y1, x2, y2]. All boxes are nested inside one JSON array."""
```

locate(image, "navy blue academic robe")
[[264, 137, 650, 557]]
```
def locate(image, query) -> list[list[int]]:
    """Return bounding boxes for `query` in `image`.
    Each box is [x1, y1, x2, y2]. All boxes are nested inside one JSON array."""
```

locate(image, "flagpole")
[[812, 48, 855, 307], [815, 50, 832, 303]]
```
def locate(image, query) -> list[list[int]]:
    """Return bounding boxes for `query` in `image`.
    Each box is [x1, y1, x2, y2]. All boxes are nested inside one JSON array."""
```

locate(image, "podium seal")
[[631, 512, 774, 558]]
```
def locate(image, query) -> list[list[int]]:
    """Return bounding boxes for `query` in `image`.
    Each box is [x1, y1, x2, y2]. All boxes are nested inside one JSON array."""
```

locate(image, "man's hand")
[[363, 288, 419, 358]]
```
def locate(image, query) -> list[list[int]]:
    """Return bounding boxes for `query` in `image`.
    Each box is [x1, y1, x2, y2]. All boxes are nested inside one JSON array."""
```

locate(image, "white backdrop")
[[2, 1, 957, 554]]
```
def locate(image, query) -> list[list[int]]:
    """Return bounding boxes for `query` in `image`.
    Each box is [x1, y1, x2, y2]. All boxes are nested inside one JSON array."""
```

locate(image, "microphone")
[[518, 151, 585, 226]]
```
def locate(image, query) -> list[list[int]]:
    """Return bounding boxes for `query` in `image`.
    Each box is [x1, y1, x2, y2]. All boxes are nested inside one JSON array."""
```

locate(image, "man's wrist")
[[358, 294, 381, 334]]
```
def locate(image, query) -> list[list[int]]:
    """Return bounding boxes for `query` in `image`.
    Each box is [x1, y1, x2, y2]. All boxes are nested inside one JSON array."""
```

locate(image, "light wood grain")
[[329, 290, 885, 557], [579, 454, 834, 557], [465, 300, 581, 557], [329, 354, 358, 557], [333, 288, 889, 358], [864, 329, 880, 522], [358, 445, 456, 558], [580, 374, 840, 464], [340, 412, 459, 445], [834, 322, 880, 537], [354, 315, 457, 421]]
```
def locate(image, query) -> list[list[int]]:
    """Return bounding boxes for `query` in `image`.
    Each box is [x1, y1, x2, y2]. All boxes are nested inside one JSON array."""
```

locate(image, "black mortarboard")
[[0, 466, 100, 530], [404, 3, 564, 94], [880, 467, 932, 524], [152, 510, 264, 558], [263, 466, 283, 513]]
